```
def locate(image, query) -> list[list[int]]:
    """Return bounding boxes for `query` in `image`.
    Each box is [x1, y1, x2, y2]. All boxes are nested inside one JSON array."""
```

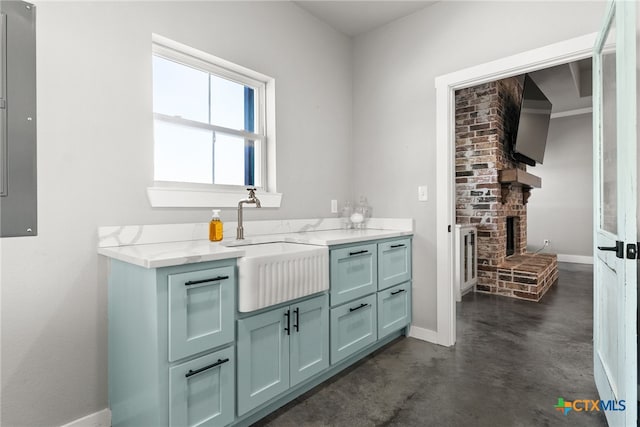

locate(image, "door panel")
[[290, 295, 329, 386], [593, 1, 637, 425], [236, 307, 290, 416]]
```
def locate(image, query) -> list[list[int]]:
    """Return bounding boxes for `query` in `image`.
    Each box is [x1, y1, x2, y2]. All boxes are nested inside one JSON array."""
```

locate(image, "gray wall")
[[527, 114, 593, 257], [0, 2, 352, 425], [352, 1, 606, 331]]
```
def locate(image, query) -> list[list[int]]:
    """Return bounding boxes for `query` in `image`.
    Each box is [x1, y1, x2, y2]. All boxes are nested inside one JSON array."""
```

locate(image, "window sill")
[[147, 186, 282, 208]]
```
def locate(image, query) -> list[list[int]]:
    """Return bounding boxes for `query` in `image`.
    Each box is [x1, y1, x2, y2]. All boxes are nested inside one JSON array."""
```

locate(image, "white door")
[[593, 1, 637, 426]]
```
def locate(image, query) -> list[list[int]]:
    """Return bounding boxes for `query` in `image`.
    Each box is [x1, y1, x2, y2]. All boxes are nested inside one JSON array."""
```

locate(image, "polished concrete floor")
[[254, 263, 608, 427]]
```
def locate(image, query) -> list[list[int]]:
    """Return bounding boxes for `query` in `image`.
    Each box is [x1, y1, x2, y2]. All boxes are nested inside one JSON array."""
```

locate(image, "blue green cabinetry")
[[329, 237, 412, 364], [377, 238, 412, 340], [237, 294, 329, 416], [108, 259, 236, 427], [107, 235, 411, 427]]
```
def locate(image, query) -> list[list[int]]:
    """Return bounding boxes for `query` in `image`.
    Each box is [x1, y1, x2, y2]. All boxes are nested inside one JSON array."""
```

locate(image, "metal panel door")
[[592, 1, 637, 425], [0, 0, 36, 237]]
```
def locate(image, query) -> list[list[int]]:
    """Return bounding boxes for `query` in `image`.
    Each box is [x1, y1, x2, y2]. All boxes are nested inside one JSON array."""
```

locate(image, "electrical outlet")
[[331, 199, 338, 213], [543, 239, 550, 245]]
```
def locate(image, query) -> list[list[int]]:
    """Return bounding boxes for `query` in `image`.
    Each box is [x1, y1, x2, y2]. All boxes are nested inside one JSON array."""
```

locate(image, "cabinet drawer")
[[168, 266, 235, 362], [330, 294, 377, 364], [378, 238, 411, 290], [377, 282, 411, 340], [330, 243, 377, 306], [169, 346, 234, 427]]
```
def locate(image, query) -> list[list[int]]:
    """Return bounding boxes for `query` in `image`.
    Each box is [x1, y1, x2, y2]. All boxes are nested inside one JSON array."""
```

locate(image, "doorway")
[[434, 33, 606, 346]]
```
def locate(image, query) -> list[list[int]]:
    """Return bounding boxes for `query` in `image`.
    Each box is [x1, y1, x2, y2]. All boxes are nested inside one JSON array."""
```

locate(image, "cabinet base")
[[230, 328, 407, 427]]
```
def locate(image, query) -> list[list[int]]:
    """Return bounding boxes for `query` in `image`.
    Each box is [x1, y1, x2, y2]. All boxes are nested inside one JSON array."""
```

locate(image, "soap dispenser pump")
[[209, 209, 223, 242]]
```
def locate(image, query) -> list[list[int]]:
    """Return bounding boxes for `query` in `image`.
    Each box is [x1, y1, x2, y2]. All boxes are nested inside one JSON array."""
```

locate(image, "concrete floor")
[[254, 263, 608, 426]]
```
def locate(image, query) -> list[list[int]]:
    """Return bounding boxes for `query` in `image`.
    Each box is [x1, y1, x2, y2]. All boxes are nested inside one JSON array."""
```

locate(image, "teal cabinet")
[[330, 243, 377, 306], [377, 238, 412, 291], [237, 307, 290, 416], [237, 294, 329, 416], [290, 295, 329, 387], [169, 346, 235, 427], [168, 266, 235, 362], [330, 294, 377, 364], [377, 282, 412, 340], [107, 259, 237, 427]]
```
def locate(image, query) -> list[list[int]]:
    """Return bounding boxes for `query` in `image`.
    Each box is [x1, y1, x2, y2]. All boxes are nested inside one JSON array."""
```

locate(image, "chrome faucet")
[[237, 188, 261, 240]]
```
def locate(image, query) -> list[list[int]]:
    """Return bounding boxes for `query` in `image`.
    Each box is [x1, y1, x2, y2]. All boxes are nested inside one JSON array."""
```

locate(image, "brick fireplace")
[[455, 77, 558, 301]]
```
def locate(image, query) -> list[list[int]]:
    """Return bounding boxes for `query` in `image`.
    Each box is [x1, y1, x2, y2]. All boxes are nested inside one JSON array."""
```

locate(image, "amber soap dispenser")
[[209, 209, 223, 242]]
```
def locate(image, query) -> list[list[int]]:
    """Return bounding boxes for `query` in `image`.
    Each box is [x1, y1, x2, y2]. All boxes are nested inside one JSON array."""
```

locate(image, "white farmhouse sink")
[[236, 242, 329, 312]]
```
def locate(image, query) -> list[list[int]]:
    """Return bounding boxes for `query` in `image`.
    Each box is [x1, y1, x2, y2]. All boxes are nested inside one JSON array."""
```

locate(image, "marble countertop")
[[98, 240, 246, 269], [98, 226, 413, 269]]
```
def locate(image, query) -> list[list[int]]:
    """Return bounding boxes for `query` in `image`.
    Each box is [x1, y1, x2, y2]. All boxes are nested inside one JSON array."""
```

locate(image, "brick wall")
[[455, 77, 527, 295]]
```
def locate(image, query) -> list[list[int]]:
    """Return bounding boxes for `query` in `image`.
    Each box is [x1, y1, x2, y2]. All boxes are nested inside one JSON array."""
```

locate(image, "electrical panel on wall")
[[0, 1, 37, 237]]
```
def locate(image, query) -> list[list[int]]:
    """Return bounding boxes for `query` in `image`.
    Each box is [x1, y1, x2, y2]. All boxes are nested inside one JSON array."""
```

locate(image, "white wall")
[[352, 1, 606, 331], [0, 2, 352, 425], [527, 114, 593, 257]]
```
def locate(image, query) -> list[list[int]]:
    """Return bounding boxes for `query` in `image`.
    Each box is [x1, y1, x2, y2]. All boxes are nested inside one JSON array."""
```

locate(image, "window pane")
[[153, 56, 209, 123], [210, 74, 255, 131], [154, 120, 213, 184], [214, 133, 244, 185]]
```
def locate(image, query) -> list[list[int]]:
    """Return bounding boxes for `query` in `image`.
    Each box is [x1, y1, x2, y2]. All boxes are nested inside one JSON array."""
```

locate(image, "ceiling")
[[529, 58, 592, 114], [294, 1, 437, 37], [292, 1, 591, 114]]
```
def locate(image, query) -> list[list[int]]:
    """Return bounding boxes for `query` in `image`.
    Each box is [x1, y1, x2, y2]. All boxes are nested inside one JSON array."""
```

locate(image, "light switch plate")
[[331, 199, 338, 213], [418, 185, 428, 201]]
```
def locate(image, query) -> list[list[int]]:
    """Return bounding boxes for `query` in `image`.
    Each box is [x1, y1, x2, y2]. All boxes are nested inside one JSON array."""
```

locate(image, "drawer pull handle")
[[284, 309, 290, 335], [293, 307, 299, 332], [185, 275, 229, 286], [391, 289, 406, 295], [390, 244, 405, 248], [185, 358, 229, 378], [349, 303, 369, 312], [349, 250, 368, 256]]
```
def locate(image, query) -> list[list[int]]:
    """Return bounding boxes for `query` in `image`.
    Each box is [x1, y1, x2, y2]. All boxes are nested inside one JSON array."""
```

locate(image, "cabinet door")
[[237, 307, 290, 416], [377, 282, 412, 340], [330, 243, 377, 306], [378, 238, 411, 291], [330, 294, 377, 364], [169, 346, 234, 427], [168, 266, 235, 362], [290, 295, 329, 387]]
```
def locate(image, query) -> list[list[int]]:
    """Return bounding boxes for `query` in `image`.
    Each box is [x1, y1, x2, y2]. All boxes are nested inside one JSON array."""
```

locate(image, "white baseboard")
[[557, 254, 593, 264], [408, 325, 439, 344], [60, 408, 111, 427]]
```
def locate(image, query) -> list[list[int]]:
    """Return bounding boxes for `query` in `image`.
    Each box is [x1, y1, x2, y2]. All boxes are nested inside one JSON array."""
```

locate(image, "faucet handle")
[[246, 187, 257, 195]]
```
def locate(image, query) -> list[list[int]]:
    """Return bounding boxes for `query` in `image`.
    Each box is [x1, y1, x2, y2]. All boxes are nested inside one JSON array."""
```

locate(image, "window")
[[151, 38, 272, 195]]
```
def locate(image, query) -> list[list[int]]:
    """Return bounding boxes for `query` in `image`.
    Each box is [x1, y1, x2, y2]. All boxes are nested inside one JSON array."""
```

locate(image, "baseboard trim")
[[408, 325, 439, 344], [557, 254, 593, 264], [60, 408, 111, 427]]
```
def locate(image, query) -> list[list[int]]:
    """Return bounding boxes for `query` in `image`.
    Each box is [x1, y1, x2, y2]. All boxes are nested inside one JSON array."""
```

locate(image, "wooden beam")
[[499, 169, 542, 188]]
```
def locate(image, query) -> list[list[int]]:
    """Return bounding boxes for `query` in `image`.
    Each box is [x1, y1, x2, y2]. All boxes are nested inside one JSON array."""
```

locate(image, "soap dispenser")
[[209, 209, 223, 242]]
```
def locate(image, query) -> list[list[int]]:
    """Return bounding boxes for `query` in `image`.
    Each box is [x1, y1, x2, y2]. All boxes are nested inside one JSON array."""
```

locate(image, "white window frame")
[[147, 34, 280, 208]]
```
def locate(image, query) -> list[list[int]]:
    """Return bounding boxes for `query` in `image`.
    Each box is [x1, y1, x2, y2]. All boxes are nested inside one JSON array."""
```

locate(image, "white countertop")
[[98, 240, 246, 269], [98, 227, 413, 269]]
